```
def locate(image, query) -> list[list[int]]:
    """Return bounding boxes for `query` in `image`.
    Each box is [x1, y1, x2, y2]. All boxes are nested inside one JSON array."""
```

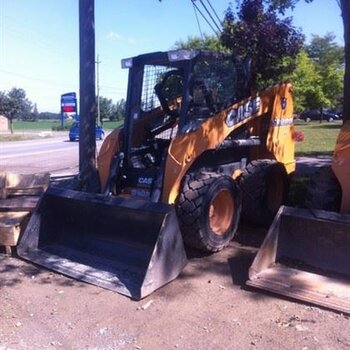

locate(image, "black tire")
[[239, 160, 289, 226], [305, 166, 341, 212], [176, 172, 241, 253], [69, 137, 75, 142]]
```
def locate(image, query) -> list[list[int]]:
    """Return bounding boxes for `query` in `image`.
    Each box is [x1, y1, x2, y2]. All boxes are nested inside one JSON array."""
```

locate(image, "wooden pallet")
[[0, 172, 50, 254], [0, 172, 49, 199], [0, 211, 30, 254]]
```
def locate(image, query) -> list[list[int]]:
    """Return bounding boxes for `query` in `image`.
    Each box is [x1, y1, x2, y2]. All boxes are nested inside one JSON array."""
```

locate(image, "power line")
[[191, 0, 219, 37], [190, 0, 221, 37], [0, 69, 77, 88], [206, 0, 223, 27], [192, 2, 204, 39], [198, 0, 221, 33]]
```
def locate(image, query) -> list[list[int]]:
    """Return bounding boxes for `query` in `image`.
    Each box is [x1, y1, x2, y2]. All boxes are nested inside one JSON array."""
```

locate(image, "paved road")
[[0, 133, 104, 176], [1, 132, 331, 177]]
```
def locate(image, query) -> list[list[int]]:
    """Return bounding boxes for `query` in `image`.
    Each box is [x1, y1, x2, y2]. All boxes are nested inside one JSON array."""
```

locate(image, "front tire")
[[176, 172, 241, 253]]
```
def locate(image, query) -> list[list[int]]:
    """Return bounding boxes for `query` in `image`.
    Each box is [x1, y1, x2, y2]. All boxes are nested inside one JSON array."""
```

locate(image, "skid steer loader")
[[247, 120, 350, 314], [18, 50, 296, 299]]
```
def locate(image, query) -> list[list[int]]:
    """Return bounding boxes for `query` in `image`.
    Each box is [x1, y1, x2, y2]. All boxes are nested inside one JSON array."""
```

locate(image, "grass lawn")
[[294, 120, 341, 156], [0, 120, 124, 140], [13, 120, 63, 130], [3, 119, 341, 207], [6, 119, 341, 158], [287, 120, 342, 207], [12, 119, 123, 131]]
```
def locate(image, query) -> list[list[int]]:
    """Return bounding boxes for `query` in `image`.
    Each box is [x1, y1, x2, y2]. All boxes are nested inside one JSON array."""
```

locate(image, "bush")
[[52, 125, 70, 131]]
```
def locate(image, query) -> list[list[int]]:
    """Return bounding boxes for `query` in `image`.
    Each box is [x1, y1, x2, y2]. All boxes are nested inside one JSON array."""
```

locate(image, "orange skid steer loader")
[[18, 50, 296, 299], [248, 120, 350, 314]]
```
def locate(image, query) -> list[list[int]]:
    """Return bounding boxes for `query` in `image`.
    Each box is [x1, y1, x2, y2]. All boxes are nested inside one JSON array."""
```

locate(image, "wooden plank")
[[0, 211, 30, 222], [0, 225, 21, 246], [0, 211, 30, 246], [0, 197, 40, 211], [4, 172, 50, 190], [0, 172, 49, 199], [4, 187, 45, 197]]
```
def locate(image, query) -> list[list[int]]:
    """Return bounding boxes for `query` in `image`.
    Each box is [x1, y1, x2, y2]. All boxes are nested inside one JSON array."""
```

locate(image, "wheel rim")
[[208, 189, 234, 236], [266, 171, 284, 213]]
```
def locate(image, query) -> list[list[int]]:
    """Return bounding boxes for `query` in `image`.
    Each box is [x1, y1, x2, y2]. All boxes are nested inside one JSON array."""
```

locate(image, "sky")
[[0, 0, 344, 113]]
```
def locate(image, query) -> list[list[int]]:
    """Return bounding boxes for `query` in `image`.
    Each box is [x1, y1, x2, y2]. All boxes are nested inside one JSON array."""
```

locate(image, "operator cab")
[[119, 50, 249, 199]]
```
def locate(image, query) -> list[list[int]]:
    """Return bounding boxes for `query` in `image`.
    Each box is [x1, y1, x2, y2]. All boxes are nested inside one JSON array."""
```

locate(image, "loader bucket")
[[17, 186, 187, 300], [247, 206, 350, 314]]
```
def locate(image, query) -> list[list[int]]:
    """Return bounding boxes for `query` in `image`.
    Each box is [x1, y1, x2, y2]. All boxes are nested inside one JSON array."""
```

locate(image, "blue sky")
[[0, 0, 344, 113]]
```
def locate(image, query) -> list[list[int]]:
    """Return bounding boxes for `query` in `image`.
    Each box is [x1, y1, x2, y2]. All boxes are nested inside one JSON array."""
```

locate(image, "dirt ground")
[[1, 224, 349, 350], [0, 147, 347, 349]]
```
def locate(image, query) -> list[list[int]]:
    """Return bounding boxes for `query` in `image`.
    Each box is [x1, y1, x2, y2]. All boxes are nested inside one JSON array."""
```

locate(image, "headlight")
[[168, 50, 197, 62], [121, 58, 133, 69]]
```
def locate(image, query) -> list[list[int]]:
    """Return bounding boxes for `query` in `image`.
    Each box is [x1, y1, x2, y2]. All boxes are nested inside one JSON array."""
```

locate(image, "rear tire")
[[305, 166, 341, 212], [176, 172, 241, 253], [239, 160, 289, 226]]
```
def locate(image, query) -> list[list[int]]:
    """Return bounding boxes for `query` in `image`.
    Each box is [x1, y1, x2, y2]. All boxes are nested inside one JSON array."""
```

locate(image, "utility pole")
[[96, 54, 101, 125], [79, 0, 98, 191]]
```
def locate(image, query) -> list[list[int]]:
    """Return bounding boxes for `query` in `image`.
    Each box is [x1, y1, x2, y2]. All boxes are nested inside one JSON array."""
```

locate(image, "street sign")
[[61, 92, 77, 112], [60, 92, 78, 127]]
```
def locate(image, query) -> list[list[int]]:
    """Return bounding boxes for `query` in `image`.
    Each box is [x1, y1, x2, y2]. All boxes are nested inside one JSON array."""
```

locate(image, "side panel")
[[97, 127, 122, 192], [332, 120, 350, 213], [162, 83, 295, 204], [254, 83, 295, 174], [268, 84, 295, 173]]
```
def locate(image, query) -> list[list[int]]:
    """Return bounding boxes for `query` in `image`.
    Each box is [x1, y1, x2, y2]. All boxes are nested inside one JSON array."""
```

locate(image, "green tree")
[[174, 34, 225, 51], [0, 91, 8, 116], [110, 99, 126, 121], [306, 33, 344, 110], [220, 0, 304, 90], [289, 50, 327, 112], [24, 103, 40, 122], [99, 96, 114, 122], [265, 0, 350, 122], [306, 33, 344, 67], [0, 88, 32, 133], [39, 112, 60, 120]]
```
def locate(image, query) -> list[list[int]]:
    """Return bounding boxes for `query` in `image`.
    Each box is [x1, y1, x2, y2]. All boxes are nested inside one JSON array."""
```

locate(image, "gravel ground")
[[1, 224, 349, 350], [1, 133, 347, 349]]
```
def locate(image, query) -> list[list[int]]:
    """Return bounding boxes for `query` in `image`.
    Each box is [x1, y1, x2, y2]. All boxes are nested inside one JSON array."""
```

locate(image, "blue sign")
[[60, 92, 78, 127], [61, 92, 77, 112]]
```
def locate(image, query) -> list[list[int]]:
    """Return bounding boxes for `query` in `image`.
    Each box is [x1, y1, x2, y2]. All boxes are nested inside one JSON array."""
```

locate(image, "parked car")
[[299, 109, 341, 122], [69, 122, 105, 141]]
